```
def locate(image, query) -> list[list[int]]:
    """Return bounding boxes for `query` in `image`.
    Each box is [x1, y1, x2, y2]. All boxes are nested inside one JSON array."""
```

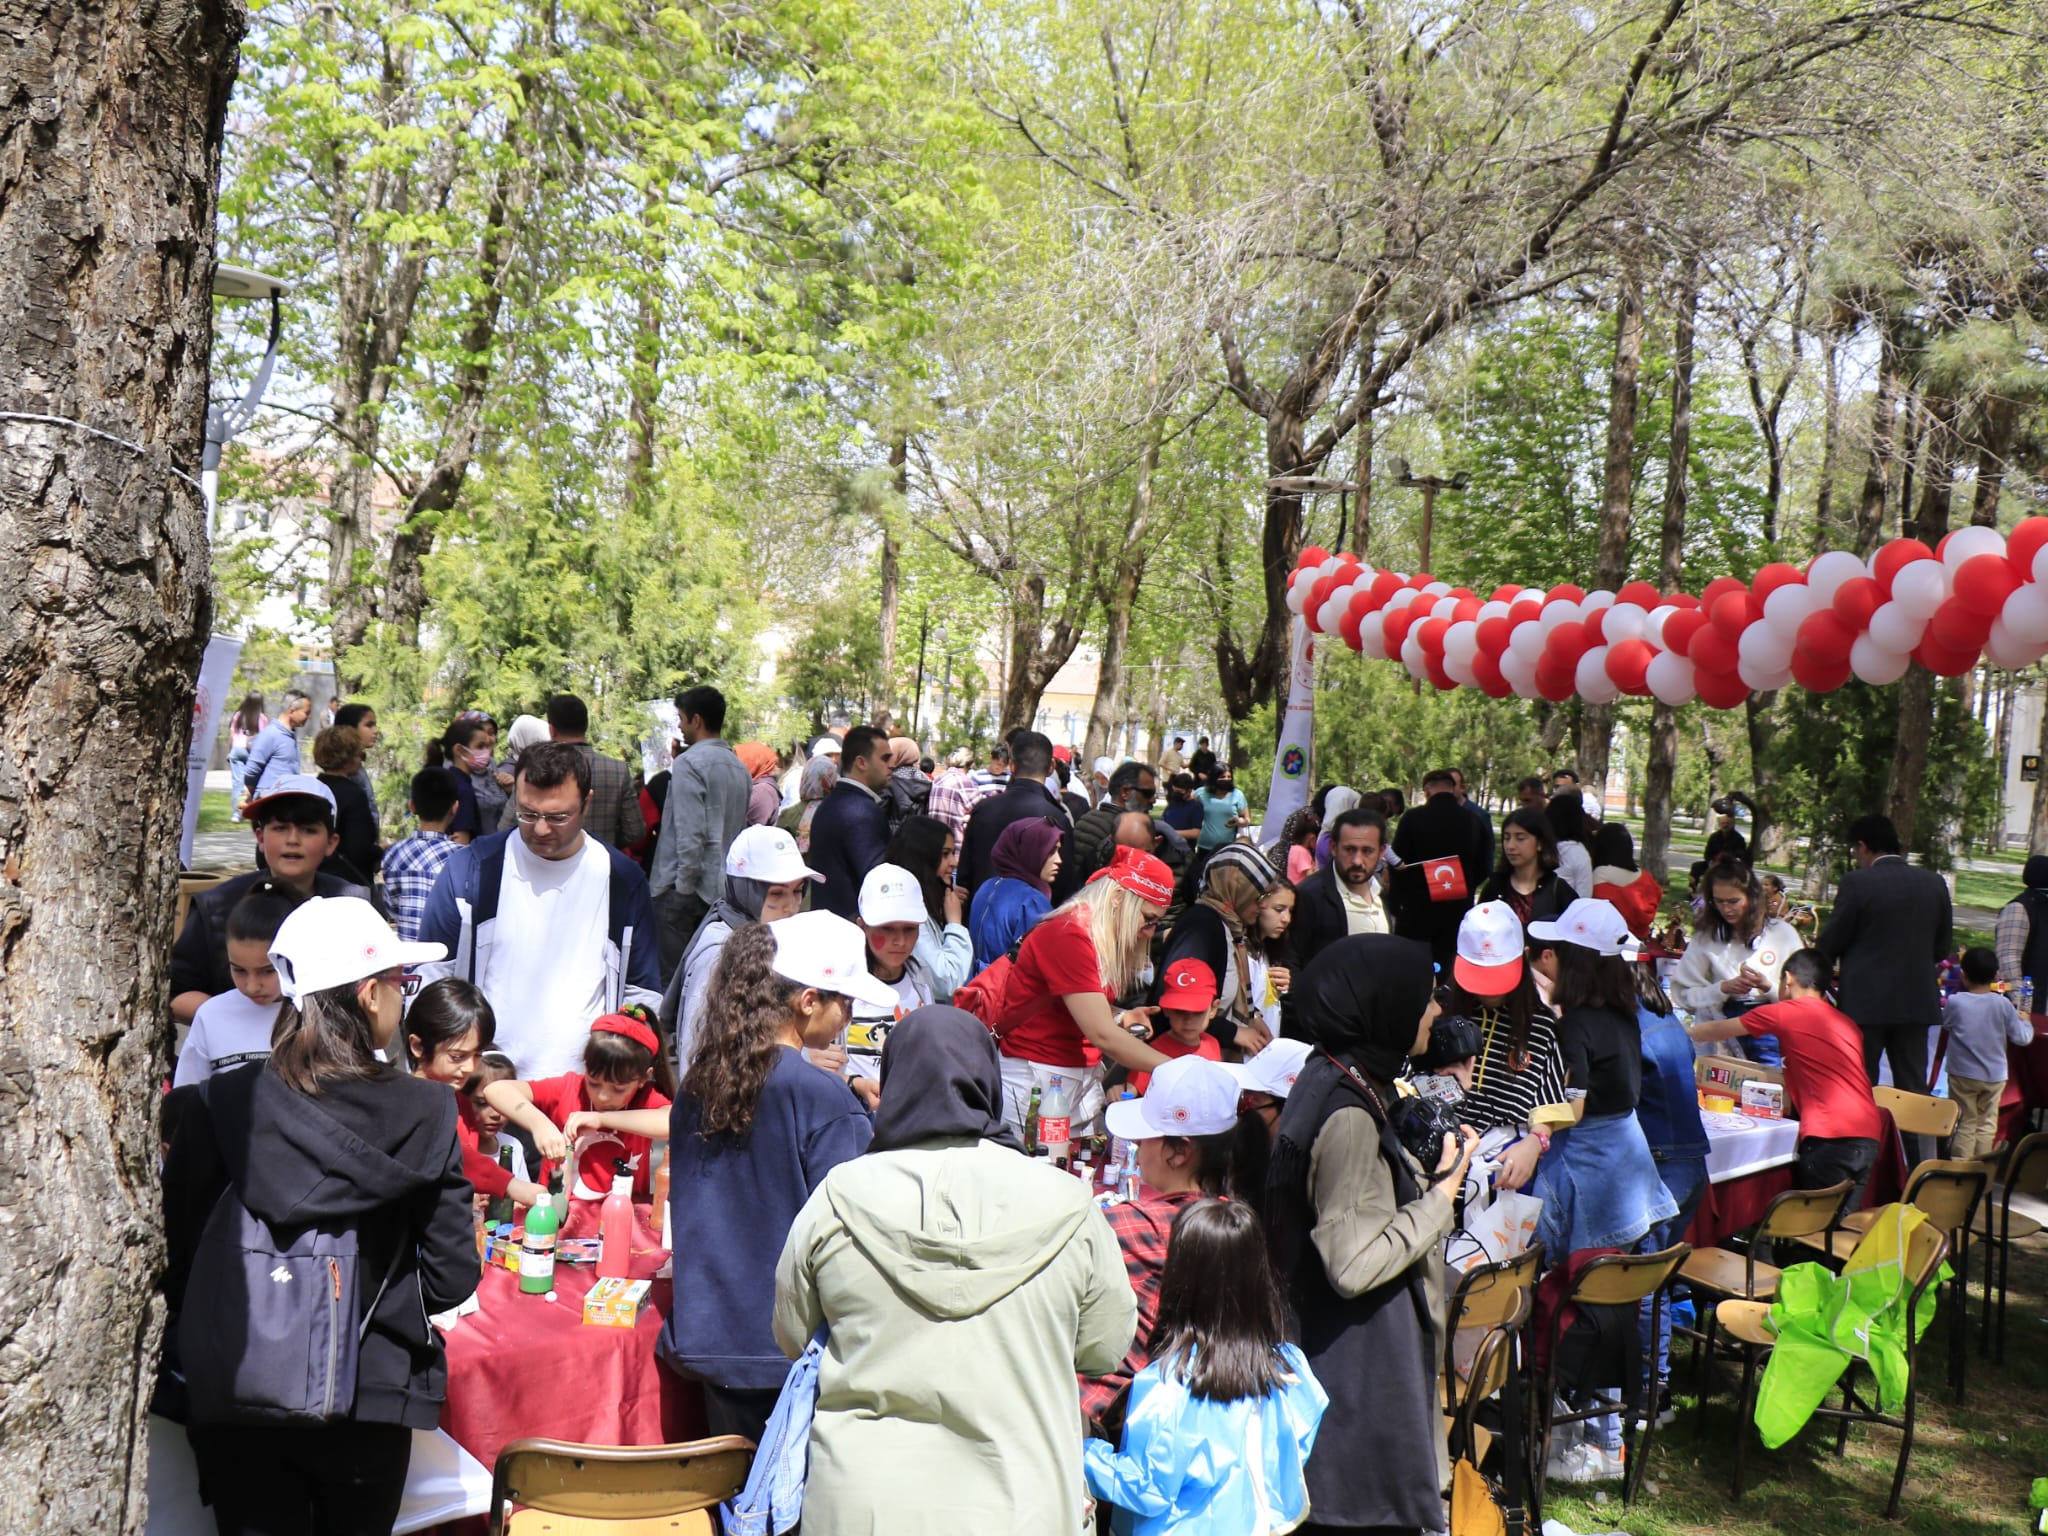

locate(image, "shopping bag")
[[1422, 855, 1469, 903], [1467, 1190, 1544, 1268]]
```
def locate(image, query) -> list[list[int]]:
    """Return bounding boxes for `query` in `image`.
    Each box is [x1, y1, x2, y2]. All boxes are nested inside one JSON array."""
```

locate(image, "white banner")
[[1264, 616, 1314, 841], [180, 635, 243, 867]]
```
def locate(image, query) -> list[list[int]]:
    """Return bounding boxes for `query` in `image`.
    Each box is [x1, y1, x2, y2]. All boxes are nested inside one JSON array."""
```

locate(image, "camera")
[[1389, 1091, 1466, 1176], [1419, 1012, 1483, 1073]]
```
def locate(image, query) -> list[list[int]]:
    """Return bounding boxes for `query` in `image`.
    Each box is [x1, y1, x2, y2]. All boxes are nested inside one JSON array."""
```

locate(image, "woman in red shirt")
[[996, 846, 1177, 1138]]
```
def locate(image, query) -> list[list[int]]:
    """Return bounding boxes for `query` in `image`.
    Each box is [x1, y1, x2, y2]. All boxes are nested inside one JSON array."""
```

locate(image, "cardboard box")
[[1740, 1080, 1786, 1119], [583, 1277, 652, 1328]]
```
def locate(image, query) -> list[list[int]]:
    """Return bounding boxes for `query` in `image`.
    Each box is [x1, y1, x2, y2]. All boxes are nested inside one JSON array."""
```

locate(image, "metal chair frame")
[[1979, 1130, 2048, 1362]]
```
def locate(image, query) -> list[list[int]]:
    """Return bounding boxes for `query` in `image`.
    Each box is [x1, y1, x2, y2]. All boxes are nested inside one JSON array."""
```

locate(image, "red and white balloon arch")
[[1287, 519, 2048, 706]]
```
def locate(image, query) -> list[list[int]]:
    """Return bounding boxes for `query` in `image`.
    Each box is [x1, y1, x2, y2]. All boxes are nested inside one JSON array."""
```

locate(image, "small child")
[[483, 1008, 674, 1198], [465, 1052, 531, 1185], [1940, 947, 2033, 1161], [173, 880, 304, 1087], [1084, 1198, 1328, 1535], [1129, 959, 1224, 1095], [381, 768, 464, 943]]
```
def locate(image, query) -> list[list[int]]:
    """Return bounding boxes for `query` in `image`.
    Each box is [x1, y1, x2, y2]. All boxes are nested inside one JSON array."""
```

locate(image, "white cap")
[[1455, 900, 1526, 993], [268, 896, 446, 1002], [244, 773, 338, 817], [858, 863, 929, 926], [811, 736, 843, 757], [1581, 788, 1603, 821], [766, 909, 900, 1008], [1093, 755, 1115, 777], [1232, 1038, 1313, 1099], [1528, 897, 1640, 960], [726, 825, 822, 884], [1106, 1056, 1242, 1140]]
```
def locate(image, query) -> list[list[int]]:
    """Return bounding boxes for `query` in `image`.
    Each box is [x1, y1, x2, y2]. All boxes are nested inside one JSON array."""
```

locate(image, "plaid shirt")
[[1077, 1188, 1206, 1424], [927, 769, 981, 837], [381, 830, 459, 943]]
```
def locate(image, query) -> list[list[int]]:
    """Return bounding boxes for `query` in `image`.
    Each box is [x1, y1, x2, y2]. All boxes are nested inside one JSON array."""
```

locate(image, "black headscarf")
[[1290, 935, 1436, 1085], [2026, 855, 2048, 890], [871, 1006, 1024, 1153], [1593, 822, 1637, 871]]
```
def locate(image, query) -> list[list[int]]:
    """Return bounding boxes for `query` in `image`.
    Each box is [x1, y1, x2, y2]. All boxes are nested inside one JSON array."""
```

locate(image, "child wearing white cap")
[[845, 864, 936, 1080]]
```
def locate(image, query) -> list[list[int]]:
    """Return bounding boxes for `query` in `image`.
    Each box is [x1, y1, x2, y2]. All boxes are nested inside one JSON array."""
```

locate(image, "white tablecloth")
[[1703, 1109, 1800, 1182]]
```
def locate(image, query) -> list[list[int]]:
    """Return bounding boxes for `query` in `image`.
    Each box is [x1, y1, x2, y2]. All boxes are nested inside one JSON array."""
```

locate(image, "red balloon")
[[1547, 621, 1591, 667], [1935, 531, 1955, 561], [1832, 576, 1882, 630], [1408, 572, 1436, 590], [1298, 546, 1330, 569], [1428, 663, 1456, 691], [1509, 599, 1544, 629], [1476, 616, 1513, 656], [1448, 587, 1475, 603], [1796, 610, 1855, 666], [1417, 617, 1451, 657], [1308, 573, 1339, 613], [1338, 606, 1367, 649], [1472, 650, 1510, 697], [1383, 607, 1419, 648], [1336, 550, 1361, 567], [1491, 584, 1525, 605], [1662, 609, 1710, 657], [1872, 537, 1935, 596], [1581, 607, 1608, 644], [1753, 562, 1806, 602], [1701, 575, 1748, 610], [1534, 655, 1576, 702], [1606, 638, 1655, 695], [1665, 592, 1702, 610], [1953, 553, 2020, 616], [1370, 570, 1404, 605], [1617, 581, 1662, 609], [1789, 650, 1853, 693], [2008, 517, 2048, 578], [1695, 668, 1751, 708], [1915, 638, 1977, 677], [1711, 590, 1761, 641], [1929, 597, 1994, 652], [1453, 597, 1482, 624], [1690, 624, 1740, 675]]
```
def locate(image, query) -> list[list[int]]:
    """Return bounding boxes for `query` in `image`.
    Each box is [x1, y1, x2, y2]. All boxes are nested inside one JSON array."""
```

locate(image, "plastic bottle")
[[519, 1183, 559, 1294], [1120, 1140, 1142, 1203], [595, 1159, 636, 1280], [1025, 1085, 1042, 1156], [483, 1146, 515, 1261], [1108, 1090, 1137, 1172], [1039, 1078, 1073, 1166], [548, 1164, 568, 1228], [2022, 977, 2036, 1018]]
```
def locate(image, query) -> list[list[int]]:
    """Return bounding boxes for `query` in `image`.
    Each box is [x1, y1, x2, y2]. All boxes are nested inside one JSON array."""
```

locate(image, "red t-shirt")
[[1741, 998, 1884, 1143], [1128, 1032, 1223, 1096], [526, 1072, 673, 1198], [999, 913, 1112, 1067], [456, 1093, 512, 1198]]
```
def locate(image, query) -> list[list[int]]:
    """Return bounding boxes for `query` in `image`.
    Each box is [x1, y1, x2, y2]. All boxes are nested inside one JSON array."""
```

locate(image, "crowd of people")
[[164, 683, 2026, 1535]]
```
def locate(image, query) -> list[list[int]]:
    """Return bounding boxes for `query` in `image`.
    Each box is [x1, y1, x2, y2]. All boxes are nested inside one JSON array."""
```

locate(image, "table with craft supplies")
[[1685, 1107, 1906, 1249]]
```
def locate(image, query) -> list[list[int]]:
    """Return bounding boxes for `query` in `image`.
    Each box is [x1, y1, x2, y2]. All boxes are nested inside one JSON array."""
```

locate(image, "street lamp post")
[[204, 264, 290, 537]]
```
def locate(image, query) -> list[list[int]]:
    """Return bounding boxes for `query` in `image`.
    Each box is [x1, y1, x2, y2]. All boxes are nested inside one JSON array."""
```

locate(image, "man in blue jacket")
[[416, 742, 662, 1077], [805, 724, 894, 920]]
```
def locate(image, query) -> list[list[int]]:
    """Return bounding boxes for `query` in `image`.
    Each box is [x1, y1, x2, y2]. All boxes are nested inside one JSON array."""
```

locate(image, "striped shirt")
[[1457, 1003, 1572, 1132]]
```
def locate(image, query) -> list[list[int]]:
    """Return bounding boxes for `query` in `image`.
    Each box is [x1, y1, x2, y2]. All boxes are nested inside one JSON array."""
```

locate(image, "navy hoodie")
[[163, 1061, 480, 1428]]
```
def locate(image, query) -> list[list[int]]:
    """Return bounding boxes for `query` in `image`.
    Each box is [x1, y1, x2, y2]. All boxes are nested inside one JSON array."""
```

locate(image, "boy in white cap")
[[846, 864, 935, 1078]]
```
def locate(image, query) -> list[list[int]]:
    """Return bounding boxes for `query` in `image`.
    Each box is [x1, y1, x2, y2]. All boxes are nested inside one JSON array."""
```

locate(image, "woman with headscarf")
[[1312, 787, 1361, 868], [774, 1007, 1135, 1534], [500, 713, 550, 774], [779, 753, 838, 852], [1590, 821, 1663, 941], [657, 826, 822, 1076], [1265, 935, 1477, 1535], [883, 736, 931, 834], [1157, 842, 1280, 1056], [734, 741, 783, 828], [969, 817, 1064, 971]]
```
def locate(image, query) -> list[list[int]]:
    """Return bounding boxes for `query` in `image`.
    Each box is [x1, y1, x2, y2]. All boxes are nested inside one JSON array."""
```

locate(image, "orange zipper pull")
[[330, 1258, 342, 1299]]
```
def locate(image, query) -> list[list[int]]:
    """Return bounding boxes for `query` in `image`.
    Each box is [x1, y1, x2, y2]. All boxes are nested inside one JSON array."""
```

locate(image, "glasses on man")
[[514, 807, 578, 827]]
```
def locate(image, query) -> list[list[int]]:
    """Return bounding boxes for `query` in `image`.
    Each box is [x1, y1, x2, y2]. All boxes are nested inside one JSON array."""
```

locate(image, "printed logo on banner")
[[1292, 637, 1317, 694], [1281, 745, 1307, 780]]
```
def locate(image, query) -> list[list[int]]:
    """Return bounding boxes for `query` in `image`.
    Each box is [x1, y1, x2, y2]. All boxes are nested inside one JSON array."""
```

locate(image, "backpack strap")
[[357, 1236, 409, 1343]]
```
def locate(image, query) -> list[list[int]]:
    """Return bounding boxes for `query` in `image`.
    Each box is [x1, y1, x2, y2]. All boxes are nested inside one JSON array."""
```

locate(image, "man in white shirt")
[[1290, 807, 1391, 969]]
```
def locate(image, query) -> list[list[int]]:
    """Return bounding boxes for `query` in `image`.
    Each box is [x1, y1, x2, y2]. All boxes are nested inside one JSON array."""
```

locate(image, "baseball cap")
[[1105, 1056, 1242, 1141], [1528, 897, 1641, 960], [268, 896, 446, 1003], [859, 863, 929, 927], [811, 735, 843, 757], [1454, 900, 1525, 993], [1581, 788, 1603, 821], [1093, 755, 1115, 777], [1087, 845, 1175, 906], [766, 909, 900, 1008], [1159, 958, 1218, 1011], [725, 825, 822, 884], [244, 773, 338, 819], [1233, 1037, 1313, 1099]]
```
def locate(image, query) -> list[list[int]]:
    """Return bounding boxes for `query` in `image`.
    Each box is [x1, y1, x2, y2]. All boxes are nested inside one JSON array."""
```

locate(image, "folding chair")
[[486, 1436, 754, 1536], [1446, 1318, 1524, 1536], [1676, 1180, 1854, 1439], [1875, 1084, 1960, 1164], [1976, 1130, 2048, 1362], [1529, 1244, 1690, 1515], [1714, 1214, 1948, 1519]]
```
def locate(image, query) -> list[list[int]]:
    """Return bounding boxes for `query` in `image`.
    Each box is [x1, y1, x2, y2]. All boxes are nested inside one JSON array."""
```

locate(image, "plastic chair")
[[486, 1436, 754, 1536], [1713, 1214, 1948, 1518], [1977, 1130, 2048, 1362], [1677, 1180, 1854, 1439], [1529, 1244, 1690, 1516], [1443, 1246, 1540, 1536], [1446, 1319, 1525, 1536]]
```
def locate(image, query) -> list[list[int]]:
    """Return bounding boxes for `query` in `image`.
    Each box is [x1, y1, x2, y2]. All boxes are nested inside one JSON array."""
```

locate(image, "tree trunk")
[[999, 574, 1082, 736], [1814, 330, 1842, 553], [1854, 333, 1901, 556], [625, 237, 661, 511], [1082, 566, 1137, 768], [1144, 660, 1168, 768], [1991, 671, 2014, 852], [0, 0, 239, 1523], [1576, 273, 1643, 793], [2028, 685, 2048, 852], [875, 435, 906, 730], [1349, 320, 1377, 558], [1642, 260, 1697, 886], [1972, 395, 2019, 527], [1890, 401, 1959, 849]]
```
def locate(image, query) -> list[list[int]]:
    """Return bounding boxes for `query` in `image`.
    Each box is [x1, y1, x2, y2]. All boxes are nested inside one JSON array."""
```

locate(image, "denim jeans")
[[1639, 1155, 1709, 1385]]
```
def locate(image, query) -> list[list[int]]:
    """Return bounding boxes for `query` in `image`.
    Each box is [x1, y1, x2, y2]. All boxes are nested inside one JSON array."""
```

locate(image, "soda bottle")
[[1025, 1085, 1042, 1155], [1108, 1090, 1137, 1172], [519, 1183, 559, 1294], [1039, 1078, 1073, 1166], [595, 1159, 636, 1280]]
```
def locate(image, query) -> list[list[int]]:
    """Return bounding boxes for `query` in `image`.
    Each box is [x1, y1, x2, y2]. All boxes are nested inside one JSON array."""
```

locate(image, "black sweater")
[[163, 1061, 480, 1428]]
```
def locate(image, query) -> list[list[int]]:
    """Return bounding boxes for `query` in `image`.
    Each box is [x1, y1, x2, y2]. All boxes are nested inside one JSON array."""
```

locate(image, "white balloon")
[[1422, 580, 1452, 598], [1603, 604, 1648, 644], [1499, 646, 1535, 695], [1737, 655, 1795, 691], [1539, 600, 1582, 635], [1762, 583, 1818, 633], [1942, 524, 2004, 571], [1359, 622, 1390, 661], [2034, 544, 2048, 587], [1433, 595, 1463, 622], [1867, 601, 1925, 654], [1889, 559, 1947, 621], [1643, 605, 1677, 651], [1576, 646, 1620, 704], [2005, 583, 2048, 645], [1477, 600, 1510, 624], [1986, 617, 2031, 671], [1805, 549, 1865, 602], [1582, 589, 1617, 612], [1286, 580, 1310, 614], [1315, 594, 1348, 634], [1445, 620, 1481, 667], [1319, 558, 1344, 579], [1848, 635, 1910, 685], [1738, 621, 1795, 671], [1400, 631, 1428, 678], [1509, 621, 1548, 666], [1646, 650, 1697, 706], [1387, 586, 1420, 612], [1444, 649, 1479, 686]]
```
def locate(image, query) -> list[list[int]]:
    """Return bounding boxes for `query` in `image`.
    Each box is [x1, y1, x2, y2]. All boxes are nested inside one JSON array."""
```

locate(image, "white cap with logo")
[[766, 909, 901, 1008], [725, 825, 822, 884], [1232, 1037, 1313, 1100], [1528, 897, 1641, 960], [1455, 900, 1526, 993], [858, 863, 929, 927], [811, 736, 843, 758], [1105, 1056, 1242, 1141], [268, 896, 446, 1003], [244, 773, 338, 818]]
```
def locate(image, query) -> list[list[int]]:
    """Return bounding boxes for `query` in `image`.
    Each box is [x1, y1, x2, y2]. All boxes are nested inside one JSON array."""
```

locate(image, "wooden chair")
[[1447, 1319, 1525, 1536], [1875, 1084, 1961, 1144], [1977, 1130, 2048, 1362], [1677, 1180, 1855, 1439], [1529, 1244, 1690, 1516], [486, 1436, 754, 1536], [1442, 1248, 1540, 1536], [1714, 1214, 1948, 1519]]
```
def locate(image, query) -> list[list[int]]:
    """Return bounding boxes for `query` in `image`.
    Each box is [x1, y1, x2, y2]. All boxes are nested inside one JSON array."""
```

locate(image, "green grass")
[[1957, 867, 2026, 916], [196, 788, 239, 833], [1539, 1237, 2048, 1536]]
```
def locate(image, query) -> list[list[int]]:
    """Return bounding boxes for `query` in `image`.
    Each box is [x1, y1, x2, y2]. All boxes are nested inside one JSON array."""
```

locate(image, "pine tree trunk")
[[1642, 261, 1697, 886], [0, 0, 240, 1523], [1576, 273, 1643, 792]]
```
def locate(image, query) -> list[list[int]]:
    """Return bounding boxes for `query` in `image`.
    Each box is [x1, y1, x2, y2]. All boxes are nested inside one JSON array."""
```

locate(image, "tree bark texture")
[[1854, 333, 1901, 557], [1642, 262, 1696, 886], [1890, 398, 1958, 849], [0, 0, 240, 1524], [1576, 274, 1643, 794], [2029, 686, 2048, 854], [875, 436, 907, 731], [1814, 330, 1842, 553], [1083, 412, 1165, 768]]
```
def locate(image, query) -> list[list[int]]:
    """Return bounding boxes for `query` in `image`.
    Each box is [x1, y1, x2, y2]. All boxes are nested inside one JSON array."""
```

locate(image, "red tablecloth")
[[2001, 1014, 2048, 1143], [439, 1203, 702, 1478], [1683, 1108, 1907, 1249]]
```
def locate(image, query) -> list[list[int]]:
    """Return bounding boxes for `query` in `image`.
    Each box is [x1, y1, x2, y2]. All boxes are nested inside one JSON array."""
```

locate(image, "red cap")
[[1087, 845, 1175, 906], [1160, 958, 1218, 1011], [589, 1012, 660, 1056], [1052, 744, 1074, 763]]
